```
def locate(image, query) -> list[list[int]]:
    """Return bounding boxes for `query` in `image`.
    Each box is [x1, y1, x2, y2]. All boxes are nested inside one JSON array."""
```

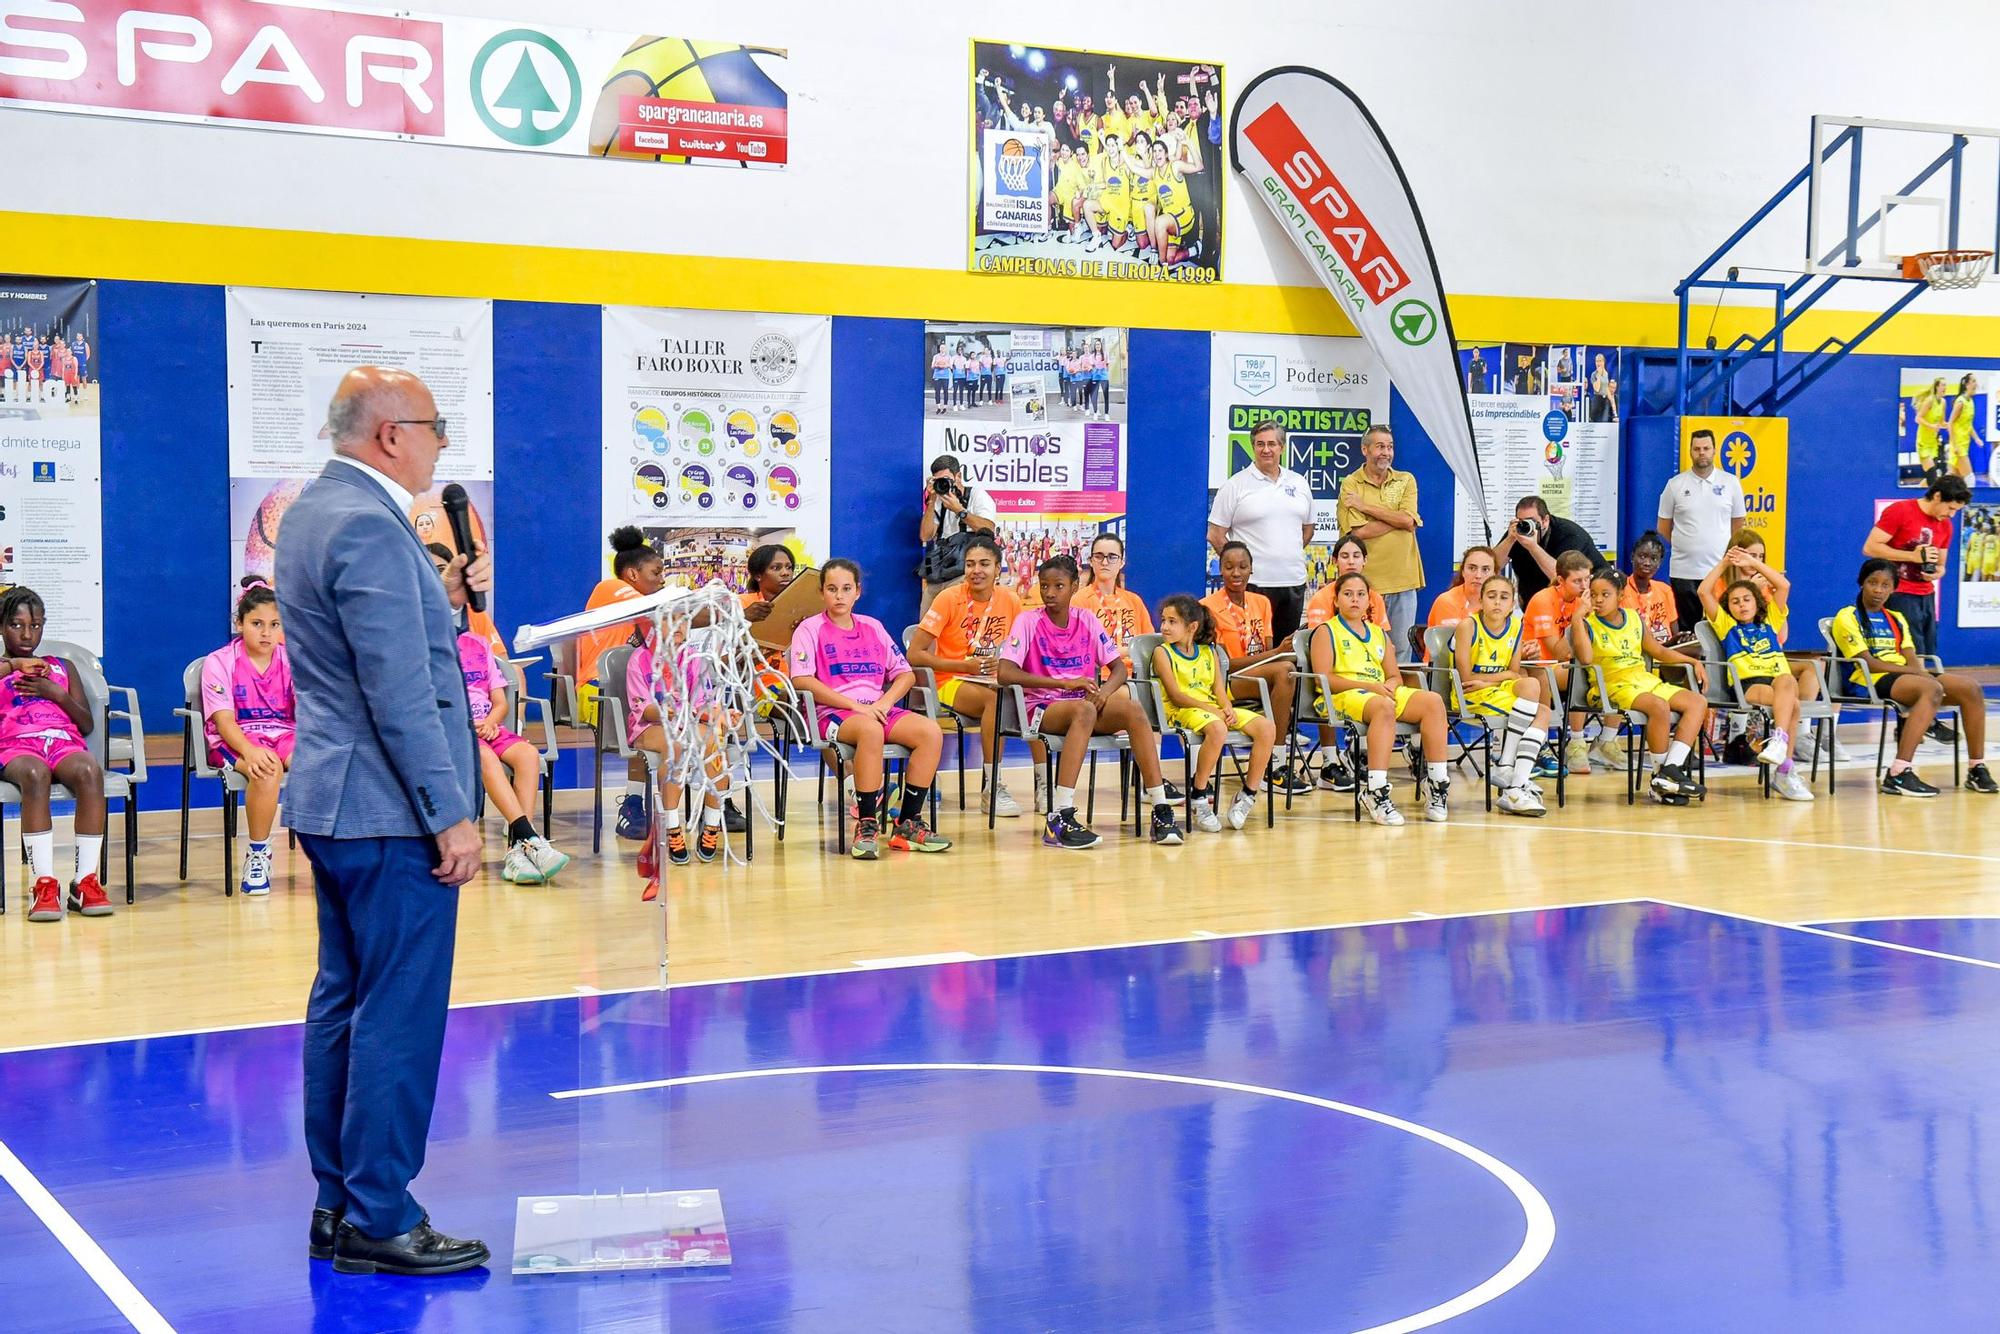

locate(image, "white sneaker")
[[1227, 790, 1256, 830], [1771, 768, 1815, 802], [982, 783, 1024, 818], [502, 843, 543, 884], [1033, 774, 1050, 814], [1588, 735, 1625, 771], [1191, 797, 1222, 833], [1362, 784, 1405, 826], [1565, 737, 1592, 773], [1423, 777, 1451, 823], [242, 846, 272, 896], [1831, 736, 1856, 763], [1758, 729, 1790, 766], [1496, 784, 1546, 818], [526, 835, 571, 881], [843, 776, 857, 818]]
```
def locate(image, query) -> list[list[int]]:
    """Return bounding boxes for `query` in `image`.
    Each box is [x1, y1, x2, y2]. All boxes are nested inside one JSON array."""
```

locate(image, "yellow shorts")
[[1318, 684, 1419, 723], [1167, 704, 1262, 734], [937, 675, 995, 713], [1592, 673, 1684, 710], [1462, 680, 1521, 718]]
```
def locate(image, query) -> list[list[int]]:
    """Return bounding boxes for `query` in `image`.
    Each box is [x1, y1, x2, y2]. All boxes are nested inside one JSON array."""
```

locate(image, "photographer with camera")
[[1492, 495, 1599, 608], [919, 454, 999, 613], [1865, 474, 1970, 659]]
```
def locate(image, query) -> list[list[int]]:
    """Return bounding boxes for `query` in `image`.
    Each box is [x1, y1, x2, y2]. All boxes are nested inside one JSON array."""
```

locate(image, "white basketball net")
[[636, 581, 802, 869], [995, 151, 1034, 192], [1916, 249, 1993, 291]]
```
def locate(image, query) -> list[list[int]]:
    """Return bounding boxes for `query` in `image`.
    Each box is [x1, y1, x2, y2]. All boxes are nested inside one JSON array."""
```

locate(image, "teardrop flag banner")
[[1231, 66, 1487, 534]]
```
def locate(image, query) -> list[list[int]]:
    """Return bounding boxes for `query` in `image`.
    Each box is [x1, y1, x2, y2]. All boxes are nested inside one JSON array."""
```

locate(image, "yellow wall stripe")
[[6, 210, 1998, 355]]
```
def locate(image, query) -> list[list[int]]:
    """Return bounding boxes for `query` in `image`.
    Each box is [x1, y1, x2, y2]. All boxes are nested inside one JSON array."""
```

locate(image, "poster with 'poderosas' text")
[[0, 277, 102, 651], [1453, 342, 1621, 556], [224, 287, 497, 641], [1205, 331, 1385, 590], [602, 307, 831, 588], [921, 323, 1128, 597]]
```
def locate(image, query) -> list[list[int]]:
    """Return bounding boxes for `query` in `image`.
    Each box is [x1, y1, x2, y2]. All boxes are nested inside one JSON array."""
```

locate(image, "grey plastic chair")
[[173, 656, 297, 891], [1423, 624, 1569, 812], [903, 624, 974, 811], [0, 640, 146, 912], [1293, 622, 1424, 822], [497, 657, 559, 833], [1129, 633, 1272, 829], [798, 691, 937, 853], [985, 683, 1139, 834]]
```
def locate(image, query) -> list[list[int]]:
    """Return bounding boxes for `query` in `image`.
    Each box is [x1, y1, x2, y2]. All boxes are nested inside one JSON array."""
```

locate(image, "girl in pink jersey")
[[200, 578, 295, 895], [789, 559, 951, 860], [625, 626, 734, 897], [2, 587, 110, 922], [998, 555, 1183, 849], [425, 545, 569, 888]]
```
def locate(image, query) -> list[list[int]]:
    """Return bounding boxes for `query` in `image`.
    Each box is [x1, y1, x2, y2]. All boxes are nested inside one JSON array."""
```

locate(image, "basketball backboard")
[[1805, 115, 2000, 281]]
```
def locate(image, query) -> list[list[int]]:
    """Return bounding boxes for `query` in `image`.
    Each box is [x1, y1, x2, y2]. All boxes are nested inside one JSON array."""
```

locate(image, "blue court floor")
[[5, 900, 2000, 1332]]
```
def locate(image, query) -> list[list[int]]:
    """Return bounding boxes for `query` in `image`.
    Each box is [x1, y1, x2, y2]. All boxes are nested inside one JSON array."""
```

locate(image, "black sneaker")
[[1650, 763, 1703, 799], [722, 799, 748, 833], [1043, 808, 1101, 849], [1150, 804, 1184, 845], [1267, 762, 1315, 795], [1163, 780, 1185, 802], [1881, 769, 1941, 798], [1967, 763, 1999, 794], [1318, 758, 1356, 792], [1927, 721, 1958, 747], [1653, 790, 1691, 806]]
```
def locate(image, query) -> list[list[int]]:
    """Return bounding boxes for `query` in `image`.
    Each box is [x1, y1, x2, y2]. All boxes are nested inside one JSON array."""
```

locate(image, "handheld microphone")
[[439, 483, 485, 614]]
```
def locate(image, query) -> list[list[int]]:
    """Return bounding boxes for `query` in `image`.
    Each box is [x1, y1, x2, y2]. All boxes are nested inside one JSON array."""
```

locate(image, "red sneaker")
[[68, 874, 112, 917], [27, 875, 63, 922]]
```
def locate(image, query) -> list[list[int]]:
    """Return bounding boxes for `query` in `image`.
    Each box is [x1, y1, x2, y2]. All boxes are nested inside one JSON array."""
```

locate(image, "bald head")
[[326, 366, 447, 496]]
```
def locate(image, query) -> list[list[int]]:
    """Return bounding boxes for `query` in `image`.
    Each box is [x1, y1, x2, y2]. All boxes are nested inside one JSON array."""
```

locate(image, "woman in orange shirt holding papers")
[[907, 534, 1043, 817], [1201, 541, 1310, 793]]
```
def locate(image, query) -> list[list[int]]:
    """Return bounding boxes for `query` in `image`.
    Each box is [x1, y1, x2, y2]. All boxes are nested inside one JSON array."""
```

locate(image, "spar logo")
[[1233, 354, 1277, 397], [1243, 102, 1411, 310], [469, 28, 580, 147]]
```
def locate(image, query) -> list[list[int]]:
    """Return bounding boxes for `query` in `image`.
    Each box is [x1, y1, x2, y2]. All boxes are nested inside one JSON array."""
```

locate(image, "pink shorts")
[[818, 705, 911, 742], [480, 726, 530, 758], [212, 730, 296, 769], [0, 735, 88, 773]]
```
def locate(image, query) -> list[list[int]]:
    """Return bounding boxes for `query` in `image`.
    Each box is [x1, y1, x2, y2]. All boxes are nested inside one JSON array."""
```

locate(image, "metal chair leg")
[[178, 757, 191, 882], [591, 725, 605, 854], [124, 796, 136, 905], [223, 790, 236, 895]]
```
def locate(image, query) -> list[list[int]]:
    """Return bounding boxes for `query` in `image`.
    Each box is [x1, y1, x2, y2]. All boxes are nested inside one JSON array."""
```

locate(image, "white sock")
[[75, 835, 102, 880], [663, 807, 685, 829], [1513, 728, 1547, 788], [25, 830, 53, 879], [1427, 762, 1448, 783], [249, 838, 270, 855], [624, 780, 646, 798], [1666, 740, 1691, 767], [1054, 785, 1077, 813], [1648, 752, 1669, 773], [1143, 785, 1167, 806], [1367, 770, 1388, 790], [701, 805, 722, 828], [1499, 703, 1538, 769]]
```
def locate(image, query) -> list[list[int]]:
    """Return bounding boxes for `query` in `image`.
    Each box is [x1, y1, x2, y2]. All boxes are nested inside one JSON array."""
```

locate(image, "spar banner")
[[0, 277, 102, 651], [970, 41, 1223, 283], [1206, 332, 1384, 589], [1231, 67, 1487, 532], [922, 322, 1128, 595], [602, 307, 831, 588], [0, 2, 788, 166]]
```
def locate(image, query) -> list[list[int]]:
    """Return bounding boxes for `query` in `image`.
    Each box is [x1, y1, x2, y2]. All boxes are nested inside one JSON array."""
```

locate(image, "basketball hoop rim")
[[1903, 247, 1994, 289]]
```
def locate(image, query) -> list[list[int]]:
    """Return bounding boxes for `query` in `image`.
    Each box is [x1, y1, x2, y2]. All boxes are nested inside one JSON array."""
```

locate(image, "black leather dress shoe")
[[309, 1208, 341, 1260], [332, 1219, 491, 1276]]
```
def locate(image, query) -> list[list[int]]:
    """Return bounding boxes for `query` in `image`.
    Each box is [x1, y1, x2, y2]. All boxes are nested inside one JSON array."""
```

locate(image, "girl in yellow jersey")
[[1145, 138, 1203, 266], [1307, 573, 1451, 825], [1948, 373, 1983, 481], [1573, 568, 1709, 803], [1094, 134, 1135, 253], [1914, 376, 1948, 477], [1451, 576, 1551, 817], [1981, 513, 2000, 580], [1152, 595, 1275, 833], [1699, 575, 1813, 801]]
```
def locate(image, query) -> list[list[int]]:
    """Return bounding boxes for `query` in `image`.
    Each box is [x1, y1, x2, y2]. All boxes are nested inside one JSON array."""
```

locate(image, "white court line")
[[0, 1139, 173, 1333], [0, 898, 1644, 1056], [853, 951, 979, 970], [549, 1062, 1557, 1334], [1449, 817, 2000, 865], [1647, 898, 2000, 973], [1793, 913, 2000, 925]]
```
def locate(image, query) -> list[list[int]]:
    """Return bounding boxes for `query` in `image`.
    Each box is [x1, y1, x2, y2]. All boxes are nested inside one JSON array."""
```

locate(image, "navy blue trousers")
[[299, 833, 459, 1238]]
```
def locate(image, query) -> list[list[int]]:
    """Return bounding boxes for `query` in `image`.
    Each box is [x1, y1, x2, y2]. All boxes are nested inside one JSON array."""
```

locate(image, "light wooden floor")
[[8, 726, 2000, 1049]]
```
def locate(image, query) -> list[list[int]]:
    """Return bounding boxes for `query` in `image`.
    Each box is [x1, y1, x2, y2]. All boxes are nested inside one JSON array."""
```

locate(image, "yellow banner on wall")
[[1681, 416, 1788, 569]]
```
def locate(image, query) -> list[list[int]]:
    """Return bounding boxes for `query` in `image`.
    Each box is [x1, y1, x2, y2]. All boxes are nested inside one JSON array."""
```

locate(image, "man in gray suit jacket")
[[276, 366, 492, 1276]]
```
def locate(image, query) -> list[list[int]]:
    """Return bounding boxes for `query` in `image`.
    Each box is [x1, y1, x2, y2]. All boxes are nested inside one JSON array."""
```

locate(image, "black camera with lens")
[[1515, 518, 1536, 535]]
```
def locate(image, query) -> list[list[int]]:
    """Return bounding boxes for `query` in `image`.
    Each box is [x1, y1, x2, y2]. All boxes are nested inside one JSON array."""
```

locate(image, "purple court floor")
[[4, 900, 2000, 1331]]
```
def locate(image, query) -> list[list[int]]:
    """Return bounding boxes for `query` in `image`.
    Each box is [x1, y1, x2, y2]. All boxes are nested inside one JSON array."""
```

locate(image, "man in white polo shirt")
[[1657, 427, 1746, 632], [1207, 418, 1315, 641]]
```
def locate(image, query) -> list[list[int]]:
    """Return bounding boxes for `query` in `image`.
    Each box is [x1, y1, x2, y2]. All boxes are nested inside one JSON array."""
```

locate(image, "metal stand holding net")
[[505, 581, 803, 1274]]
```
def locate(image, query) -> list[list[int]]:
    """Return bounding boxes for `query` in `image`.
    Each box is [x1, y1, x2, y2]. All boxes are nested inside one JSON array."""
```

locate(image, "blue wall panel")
[[66, 282, 2000, 813]]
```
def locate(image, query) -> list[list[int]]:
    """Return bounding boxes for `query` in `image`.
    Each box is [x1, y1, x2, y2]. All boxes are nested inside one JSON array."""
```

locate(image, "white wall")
[[10, 0, 2000, 312]]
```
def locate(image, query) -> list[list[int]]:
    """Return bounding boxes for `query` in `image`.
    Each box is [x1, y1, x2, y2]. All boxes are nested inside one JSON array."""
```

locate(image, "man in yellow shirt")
[[1337, 424, 1424, 656]]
